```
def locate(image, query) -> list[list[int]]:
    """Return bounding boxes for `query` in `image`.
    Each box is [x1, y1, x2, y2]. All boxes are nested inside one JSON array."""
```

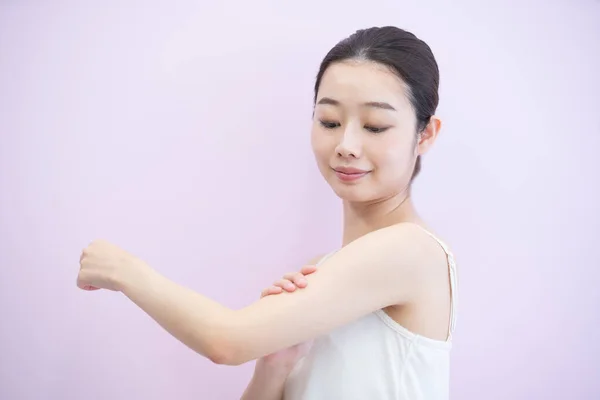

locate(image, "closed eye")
[[319, 120, 341, 129], [319, 120, 389, 133], [364, 125, 389, 134]]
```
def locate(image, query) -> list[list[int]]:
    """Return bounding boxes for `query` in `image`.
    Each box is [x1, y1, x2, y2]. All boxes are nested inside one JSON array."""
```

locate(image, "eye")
[[319, 120, 341, 129], [364, 125, 389, 134]]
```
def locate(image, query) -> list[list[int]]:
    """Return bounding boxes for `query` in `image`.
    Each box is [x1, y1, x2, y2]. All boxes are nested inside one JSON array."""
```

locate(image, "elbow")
[[207, 348, 233, 365], [207, 343, 246, 366], [213, 353, 246, 366], [203, 312, 254, 366], [205, 335, 249, 366]]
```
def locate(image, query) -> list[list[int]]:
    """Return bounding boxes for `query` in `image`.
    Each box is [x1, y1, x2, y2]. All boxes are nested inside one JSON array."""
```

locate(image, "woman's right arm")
[[240, 255, 324, 400], [240, 358, 296, 400]]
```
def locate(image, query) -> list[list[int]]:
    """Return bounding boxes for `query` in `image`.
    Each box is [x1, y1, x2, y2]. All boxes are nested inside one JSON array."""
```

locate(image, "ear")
[[417, 116, 442, 156]]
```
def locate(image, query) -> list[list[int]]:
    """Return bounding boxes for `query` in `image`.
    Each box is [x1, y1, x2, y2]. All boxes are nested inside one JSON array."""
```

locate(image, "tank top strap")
[[315, 252, 336, 267], [411, 224, 458, 342]]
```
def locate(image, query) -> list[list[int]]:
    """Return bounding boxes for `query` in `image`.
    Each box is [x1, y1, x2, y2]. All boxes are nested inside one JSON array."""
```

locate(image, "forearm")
[[241, 360, 291, 400], [118, 263, 235, 364], [109, 224, 416, 367]]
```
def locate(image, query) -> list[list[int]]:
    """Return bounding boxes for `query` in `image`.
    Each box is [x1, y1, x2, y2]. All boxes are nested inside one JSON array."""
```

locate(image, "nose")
[[335, 126, 362, 159]]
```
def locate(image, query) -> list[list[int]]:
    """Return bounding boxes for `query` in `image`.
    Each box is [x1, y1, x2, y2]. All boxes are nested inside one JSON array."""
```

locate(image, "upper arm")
[[222, 223, 438, 365]]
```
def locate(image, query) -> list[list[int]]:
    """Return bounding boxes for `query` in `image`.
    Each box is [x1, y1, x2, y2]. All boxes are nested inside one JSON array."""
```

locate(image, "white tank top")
[[283, 227, 458, 400]]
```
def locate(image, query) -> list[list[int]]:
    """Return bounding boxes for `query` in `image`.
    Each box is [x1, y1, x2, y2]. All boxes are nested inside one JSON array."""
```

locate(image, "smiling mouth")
[[332, 168, 370, 182]]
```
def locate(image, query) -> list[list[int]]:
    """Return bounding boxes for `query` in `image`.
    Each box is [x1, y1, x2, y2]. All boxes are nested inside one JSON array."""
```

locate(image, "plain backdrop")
[[1, 0, 599, 399]]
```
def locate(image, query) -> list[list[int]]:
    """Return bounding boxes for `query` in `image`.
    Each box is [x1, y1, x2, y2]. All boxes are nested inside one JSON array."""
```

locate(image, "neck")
[[341, 190, 421, 246]]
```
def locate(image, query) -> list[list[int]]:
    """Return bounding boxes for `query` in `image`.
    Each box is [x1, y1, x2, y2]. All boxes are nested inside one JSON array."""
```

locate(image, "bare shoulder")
[[355, 222, 451, 288], [306, 223, 449, 275], [379, 223, 453, 339], [365, 222, 448, 264]]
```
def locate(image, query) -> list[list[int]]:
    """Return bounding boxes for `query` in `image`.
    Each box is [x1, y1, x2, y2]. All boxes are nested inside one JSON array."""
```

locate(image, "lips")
[[333, 166, 369, 175], [332, 166, 370, 182]]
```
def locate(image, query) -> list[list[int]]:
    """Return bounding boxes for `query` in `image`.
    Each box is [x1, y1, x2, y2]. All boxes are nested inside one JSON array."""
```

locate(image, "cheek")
[[311, 129, 331, 163], [371, 138, 414, 177], [370, 138, 398, 164]]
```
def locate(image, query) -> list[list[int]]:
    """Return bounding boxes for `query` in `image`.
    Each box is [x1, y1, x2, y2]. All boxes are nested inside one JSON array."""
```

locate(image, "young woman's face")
[[311, 60, 438, 203]]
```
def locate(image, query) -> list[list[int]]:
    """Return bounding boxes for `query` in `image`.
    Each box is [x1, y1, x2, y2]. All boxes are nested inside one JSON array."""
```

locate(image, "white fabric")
[[283, 226, 458, 400]]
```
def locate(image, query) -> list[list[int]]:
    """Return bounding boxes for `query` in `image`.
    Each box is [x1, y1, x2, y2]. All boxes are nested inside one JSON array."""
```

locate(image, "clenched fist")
[[77, 240, 146, 292]]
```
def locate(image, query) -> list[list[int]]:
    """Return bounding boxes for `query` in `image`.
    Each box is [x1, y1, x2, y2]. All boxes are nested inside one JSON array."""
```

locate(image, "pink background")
[[1, 1, 599, 399]]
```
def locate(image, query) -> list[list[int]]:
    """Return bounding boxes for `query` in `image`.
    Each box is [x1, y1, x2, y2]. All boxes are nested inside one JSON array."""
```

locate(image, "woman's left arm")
[[77, 223, 434, 365]]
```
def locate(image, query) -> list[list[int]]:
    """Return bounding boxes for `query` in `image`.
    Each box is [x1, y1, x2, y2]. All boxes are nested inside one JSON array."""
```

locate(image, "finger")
[[300, 264, 318, 275], [283, 272, 308, 288], [260, 286, 282, 298], [274, 279, 296, 292], [76, 273, 85, 289], [76, 273, 100, 291], [261, 285, 283, 297]]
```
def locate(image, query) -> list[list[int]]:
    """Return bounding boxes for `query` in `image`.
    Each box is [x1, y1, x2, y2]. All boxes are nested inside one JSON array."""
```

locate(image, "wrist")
[[115, 257, 156, 293], [249, 361, 291, 393], [243, 363, 289, 400], [255, 357, 296, 377]]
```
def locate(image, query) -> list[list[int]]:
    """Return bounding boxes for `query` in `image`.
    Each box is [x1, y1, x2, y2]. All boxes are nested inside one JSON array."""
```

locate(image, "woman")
[[77, 26, 458, 399]]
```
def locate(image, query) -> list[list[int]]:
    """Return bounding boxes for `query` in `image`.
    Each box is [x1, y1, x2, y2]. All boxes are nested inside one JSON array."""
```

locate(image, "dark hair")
[[314, 26, 439, 180]]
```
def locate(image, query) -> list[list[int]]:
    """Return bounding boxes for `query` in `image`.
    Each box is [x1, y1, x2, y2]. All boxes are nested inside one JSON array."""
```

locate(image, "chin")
[[328, 179, 375, 203]]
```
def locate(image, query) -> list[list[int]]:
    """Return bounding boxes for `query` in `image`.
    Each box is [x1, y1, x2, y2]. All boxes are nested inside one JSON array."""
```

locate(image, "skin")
[[241, 60, 448, 399], [240, 258, 321, 400], [77, 59, 451, 398]]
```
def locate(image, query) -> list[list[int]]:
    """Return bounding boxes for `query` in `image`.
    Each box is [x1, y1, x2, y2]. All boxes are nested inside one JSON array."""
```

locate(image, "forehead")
[[316, 60, 411, 110]]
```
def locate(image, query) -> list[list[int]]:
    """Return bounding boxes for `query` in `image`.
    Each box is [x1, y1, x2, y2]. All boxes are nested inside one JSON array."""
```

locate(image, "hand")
[[257, 265, 318, 370], [259, 264, 318, 298], [77, 240, 146, 292]]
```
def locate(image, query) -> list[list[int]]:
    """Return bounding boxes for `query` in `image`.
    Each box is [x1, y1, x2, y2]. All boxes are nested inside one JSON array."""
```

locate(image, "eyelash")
[[319, 120, 389, 134]]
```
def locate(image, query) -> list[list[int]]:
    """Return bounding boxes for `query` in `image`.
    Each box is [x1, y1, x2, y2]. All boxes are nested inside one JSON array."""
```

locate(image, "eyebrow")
[[316, 97, 397, 111]]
